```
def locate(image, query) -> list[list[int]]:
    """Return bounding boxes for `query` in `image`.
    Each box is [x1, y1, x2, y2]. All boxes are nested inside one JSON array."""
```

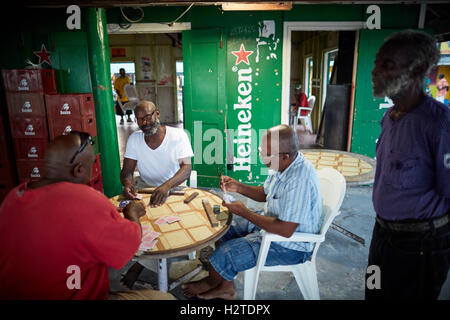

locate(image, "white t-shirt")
[[124, 126, 194, 186]]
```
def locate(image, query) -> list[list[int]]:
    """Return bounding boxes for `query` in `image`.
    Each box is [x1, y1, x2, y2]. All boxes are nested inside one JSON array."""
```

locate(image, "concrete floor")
[[111, 117, 450, 300], [108, 184, 450, 300]]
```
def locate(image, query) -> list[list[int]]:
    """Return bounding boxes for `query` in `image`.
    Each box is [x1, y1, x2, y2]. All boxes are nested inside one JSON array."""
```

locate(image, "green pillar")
[[86, 8, 122, 197]]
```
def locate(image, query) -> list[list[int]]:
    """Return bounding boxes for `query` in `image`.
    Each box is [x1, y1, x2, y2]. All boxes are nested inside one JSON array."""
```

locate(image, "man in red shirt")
[[0, 132, 173, 300]]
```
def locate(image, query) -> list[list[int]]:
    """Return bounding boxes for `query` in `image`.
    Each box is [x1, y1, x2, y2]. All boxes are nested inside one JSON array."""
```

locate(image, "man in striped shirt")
[[182, 124, 322, 300]]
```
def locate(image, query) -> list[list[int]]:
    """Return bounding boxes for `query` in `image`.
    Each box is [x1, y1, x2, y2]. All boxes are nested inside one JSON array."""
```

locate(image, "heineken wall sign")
[[226, 19, 283, 185]]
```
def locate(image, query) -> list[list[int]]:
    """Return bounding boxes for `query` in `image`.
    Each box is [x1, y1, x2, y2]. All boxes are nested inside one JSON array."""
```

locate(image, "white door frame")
[[321, 47, 338, 110], [281, 21, 366, 125]]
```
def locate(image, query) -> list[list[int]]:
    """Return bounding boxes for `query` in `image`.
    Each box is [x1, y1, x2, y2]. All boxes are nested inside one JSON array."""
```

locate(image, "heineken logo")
[[232, 44, 253, 66], [231, 43, 254, 173]]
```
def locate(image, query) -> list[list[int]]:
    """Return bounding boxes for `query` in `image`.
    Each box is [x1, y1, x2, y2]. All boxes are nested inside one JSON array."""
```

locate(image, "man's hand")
[[123, 200, 146, 222], [220, 175, 241, 193], [222, 200, 248, 217], [122, 184, 138, 200], [149, 184, 170, 207]]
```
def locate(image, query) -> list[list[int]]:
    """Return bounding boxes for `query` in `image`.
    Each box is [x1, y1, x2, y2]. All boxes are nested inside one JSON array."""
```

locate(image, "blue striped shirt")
[[263, 152, 322, 252]]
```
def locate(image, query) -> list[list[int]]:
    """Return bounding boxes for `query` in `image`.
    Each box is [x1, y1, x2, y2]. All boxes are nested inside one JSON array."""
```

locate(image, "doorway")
[[107, 30, 188, 166], [282, 22, 364, 149]]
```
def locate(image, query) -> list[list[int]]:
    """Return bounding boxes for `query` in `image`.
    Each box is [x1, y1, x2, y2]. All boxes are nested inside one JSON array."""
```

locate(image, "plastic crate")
[[2, 69, 57, 94], [10, 116, 49, 139], [88, 174, 103, 193], [13, 138, 48, 160], [5, 92, 46, 117], [92, 154, 102, 179], [16, 160, 45, 182], [47, 115, 97, 140], [45, 93, 95, 119]]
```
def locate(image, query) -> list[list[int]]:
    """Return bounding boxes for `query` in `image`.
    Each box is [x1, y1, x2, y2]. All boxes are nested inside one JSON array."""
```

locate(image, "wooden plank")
[[202, 199, 218, 228], [184, 192, 199, 204]]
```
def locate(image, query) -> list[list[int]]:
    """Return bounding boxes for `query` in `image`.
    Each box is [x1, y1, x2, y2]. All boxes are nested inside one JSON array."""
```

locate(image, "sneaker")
[[120, 118, 124, 125]]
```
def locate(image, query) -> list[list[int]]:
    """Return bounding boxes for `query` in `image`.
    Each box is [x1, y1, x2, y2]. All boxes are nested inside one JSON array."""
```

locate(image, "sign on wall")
[[227, 19, 283, 185]]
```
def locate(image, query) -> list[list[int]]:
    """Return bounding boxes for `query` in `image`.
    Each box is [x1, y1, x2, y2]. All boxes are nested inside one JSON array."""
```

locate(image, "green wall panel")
[[51, 32, 92, 94], [183, 29, 227, 188], [351, 29, 405, 158]]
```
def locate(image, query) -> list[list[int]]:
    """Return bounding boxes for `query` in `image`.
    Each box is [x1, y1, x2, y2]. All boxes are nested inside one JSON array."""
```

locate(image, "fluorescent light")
[[221, 2, 292, 11]]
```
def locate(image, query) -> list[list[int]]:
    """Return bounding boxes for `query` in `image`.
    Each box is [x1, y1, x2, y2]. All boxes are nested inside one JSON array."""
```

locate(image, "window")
[[304, 56, 313, 97], [322, 49, 338, 110]]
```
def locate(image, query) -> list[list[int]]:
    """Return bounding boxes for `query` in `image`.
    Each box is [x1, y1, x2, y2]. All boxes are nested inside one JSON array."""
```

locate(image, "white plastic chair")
[[297, 95, 316, 133], [117, 84, 140, 112], [243, 167, 346, 300]]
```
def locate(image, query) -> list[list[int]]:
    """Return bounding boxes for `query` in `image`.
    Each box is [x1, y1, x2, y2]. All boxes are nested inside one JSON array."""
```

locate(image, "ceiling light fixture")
[[221, 2, 292, 11]]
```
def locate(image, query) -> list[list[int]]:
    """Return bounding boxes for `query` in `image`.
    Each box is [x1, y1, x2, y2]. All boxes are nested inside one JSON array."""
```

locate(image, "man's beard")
[[140, 118, 161, 137], [372, 71, 414, 98]]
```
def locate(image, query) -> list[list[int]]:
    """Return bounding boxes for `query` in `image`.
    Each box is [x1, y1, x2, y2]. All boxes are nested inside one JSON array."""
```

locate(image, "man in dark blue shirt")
[[367, 30, 450, 299]]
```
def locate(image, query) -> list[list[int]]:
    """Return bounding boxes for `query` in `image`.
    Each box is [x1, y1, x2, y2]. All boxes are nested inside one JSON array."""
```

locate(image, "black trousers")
[[116, 101, 132, 117], [365, 219, 450, 300]]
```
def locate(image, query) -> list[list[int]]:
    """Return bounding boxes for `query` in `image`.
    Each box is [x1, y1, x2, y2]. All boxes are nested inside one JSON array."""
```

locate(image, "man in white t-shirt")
[[120, 100, 193, 206], [120, 100, 194, 289]]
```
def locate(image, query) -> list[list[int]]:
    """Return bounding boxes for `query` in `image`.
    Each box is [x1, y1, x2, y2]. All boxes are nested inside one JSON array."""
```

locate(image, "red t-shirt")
[[0, 182, 141, 300]]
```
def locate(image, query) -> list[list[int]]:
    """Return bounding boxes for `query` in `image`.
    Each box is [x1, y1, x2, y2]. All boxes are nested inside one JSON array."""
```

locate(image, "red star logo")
[[33, 44, 51, 65], [232, 44, 253, 66]]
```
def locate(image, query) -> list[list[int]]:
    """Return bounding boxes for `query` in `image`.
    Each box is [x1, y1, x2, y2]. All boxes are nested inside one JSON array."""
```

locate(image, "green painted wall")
[[106, 3, 422, 187], [0, 4, 423, 191], [351, 29, 401, 158], [351, 27, 432, 158], [1, 8, 91, 94]]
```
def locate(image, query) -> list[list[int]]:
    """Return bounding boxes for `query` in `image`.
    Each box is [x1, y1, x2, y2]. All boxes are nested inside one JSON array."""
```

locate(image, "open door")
[[183, 29, 227, 187], [351, 29, 407, 158]]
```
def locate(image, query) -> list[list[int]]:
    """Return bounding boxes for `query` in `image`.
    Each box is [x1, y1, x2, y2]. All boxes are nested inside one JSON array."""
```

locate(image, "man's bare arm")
[[149, 157, 192, 206], [121, 158, 138, 199]]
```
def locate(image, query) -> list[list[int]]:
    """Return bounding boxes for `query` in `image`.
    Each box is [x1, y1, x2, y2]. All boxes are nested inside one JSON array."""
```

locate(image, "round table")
[[301, 149, 376, 186], [110, 187, 232, 292]]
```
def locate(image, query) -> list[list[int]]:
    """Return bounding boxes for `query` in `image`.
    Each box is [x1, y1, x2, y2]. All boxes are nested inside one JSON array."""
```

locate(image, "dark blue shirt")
[[373, 96, 450, 221]]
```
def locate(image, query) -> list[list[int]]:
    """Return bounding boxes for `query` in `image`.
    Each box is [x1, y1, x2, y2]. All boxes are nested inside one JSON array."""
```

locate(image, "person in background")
[[367, 30, 450, 300], [114, 68, 133, 125], [291, 84, 309, 127], [436, 73, 449, 104]]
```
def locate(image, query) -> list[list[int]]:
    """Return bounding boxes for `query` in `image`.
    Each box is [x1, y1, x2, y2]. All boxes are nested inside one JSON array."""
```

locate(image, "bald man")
[[0, 132, 173, 300], [182, 125, 323, 300]]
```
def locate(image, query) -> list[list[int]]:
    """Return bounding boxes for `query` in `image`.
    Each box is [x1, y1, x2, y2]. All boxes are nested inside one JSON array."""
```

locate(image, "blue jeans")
[[209, 215, 312, 281]]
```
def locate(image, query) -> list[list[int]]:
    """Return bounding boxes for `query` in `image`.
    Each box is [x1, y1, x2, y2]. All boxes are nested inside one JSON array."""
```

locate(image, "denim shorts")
[[209, 215, 312, 281]]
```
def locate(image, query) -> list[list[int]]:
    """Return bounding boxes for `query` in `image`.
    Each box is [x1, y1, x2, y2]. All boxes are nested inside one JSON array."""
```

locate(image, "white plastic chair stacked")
[[243, 167, 346, 300], [117, 84, 140, 112], [296, 95, 316, 133]]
